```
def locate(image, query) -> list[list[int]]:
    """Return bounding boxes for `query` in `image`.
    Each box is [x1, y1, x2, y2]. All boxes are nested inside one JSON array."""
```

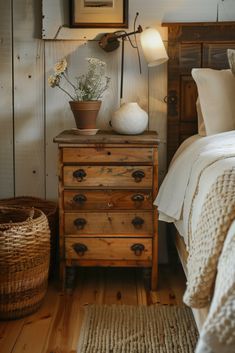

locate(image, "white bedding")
[[155, 130, 235, 248], [155, 131, 235, 353]]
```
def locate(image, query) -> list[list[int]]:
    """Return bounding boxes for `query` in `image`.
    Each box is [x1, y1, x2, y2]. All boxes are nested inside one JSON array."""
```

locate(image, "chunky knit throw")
[[183, 168, 235, 352]]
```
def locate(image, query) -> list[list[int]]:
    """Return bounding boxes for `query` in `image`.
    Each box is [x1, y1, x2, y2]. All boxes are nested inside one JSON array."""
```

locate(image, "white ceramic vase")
[[111, 102, 148, 135]]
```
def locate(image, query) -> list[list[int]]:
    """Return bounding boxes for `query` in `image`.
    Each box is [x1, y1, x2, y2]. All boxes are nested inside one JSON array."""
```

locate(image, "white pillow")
[[227, 49, 235, 75], [196, 98, 206, 136], [192, 68, 235, 135]]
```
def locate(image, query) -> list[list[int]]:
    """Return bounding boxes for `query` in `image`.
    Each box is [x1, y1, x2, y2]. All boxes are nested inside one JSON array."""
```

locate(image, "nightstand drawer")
[[64, 190, 153, 210], [63, 166, 152, 188], [63, 147, 153, 164], [64, 212, 153, 236], [65, 237, 152, 261]]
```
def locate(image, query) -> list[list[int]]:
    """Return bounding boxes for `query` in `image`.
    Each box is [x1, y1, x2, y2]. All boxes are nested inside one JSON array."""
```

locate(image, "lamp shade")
[[140, 28, 168, 67]]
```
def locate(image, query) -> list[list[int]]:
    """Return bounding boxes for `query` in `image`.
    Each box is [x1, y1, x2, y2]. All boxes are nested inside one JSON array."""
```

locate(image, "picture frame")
[[69, 0, 128, 28]]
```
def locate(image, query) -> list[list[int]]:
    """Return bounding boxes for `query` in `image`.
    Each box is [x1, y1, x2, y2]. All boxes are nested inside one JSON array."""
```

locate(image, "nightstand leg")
[[151, 218, 158, 291], [151, 265, 158, 291], [65, 266, 76, 290]]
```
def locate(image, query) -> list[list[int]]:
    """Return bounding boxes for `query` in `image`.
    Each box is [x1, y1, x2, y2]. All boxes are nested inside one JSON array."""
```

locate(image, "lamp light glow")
[[140, 28, 168, 67]]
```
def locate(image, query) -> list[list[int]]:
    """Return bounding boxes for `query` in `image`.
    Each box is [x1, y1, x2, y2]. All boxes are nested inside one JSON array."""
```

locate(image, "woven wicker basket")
[[0, 197, 58, 278], [0, 206, 50, 320]]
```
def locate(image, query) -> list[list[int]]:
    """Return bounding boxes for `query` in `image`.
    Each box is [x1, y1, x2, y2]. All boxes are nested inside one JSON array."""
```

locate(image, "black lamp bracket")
[[99, 25, 143, 52]]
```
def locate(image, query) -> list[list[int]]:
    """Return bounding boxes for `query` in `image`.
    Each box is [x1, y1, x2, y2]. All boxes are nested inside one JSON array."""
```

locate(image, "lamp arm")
[[133, 13, 142, 74], [120, 37, 125, 100], [114, 25, 143, 41], [99, 25, 143, 52]]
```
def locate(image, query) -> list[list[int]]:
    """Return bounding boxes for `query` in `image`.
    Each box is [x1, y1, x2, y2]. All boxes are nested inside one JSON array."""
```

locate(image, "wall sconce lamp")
[[140, 27, 168, 67], [99, 13, 168, 101]]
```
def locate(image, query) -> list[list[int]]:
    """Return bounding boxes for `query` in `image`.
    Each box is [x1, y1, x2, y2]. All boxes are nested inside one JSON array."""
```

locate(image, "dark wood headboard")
[[163, 22, 235, 165]]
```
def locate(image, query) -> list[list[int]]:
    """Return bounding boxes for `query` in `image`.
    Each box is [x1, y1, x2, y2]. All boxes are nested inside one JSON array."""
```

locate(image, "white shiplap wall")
[[1, 0, 235, 262], [13, 0, 45, 197], [0, 1, 14, 197]]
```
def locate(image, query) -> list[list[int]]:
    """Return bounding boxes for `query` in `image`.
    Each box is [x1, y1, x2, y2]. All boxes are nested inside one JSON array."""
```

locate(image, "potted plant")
[[48, 57, 110, 132]]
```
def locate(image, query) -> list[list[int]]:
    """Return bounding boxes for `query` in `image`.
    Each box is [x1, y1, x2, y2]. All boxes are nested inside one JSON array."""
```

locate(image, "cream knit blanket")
[[184, 167, 235, 308], [183, 168, 235, 352], [195, 220, 235, 353]]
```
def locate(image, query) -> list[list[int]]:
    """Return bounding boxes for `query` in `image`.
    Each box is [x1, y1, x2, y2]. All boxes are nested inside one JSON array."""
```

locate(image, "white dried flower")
[[48, 75, 60, 87], [48, 56, 110, 101], [54, 58, 67, 75]]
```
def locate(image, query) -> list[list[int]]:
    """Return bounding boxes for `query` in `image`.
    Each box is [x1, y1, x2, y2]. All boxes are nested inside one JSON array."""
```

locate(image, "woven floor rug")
[[77, 305, 199, 353]]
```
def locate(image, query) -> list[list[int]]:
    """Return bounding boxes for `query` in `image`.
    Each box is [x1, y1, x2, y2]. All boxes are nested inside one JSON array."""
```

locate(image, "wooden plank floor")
[[0, 265, 186, 353]]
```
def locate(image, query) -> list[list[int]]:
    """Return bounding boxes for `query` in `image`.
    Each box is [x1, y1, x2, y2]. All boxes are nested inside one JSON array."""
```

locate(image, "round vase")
[[111, 102, 148, 135], [69, 100, 101, 129]]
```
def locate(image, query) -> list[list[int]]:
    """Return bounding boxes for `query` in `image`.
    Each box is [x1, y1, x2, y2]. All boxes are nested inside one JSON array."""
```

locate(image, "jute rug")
[[77, 305, 199, 353]]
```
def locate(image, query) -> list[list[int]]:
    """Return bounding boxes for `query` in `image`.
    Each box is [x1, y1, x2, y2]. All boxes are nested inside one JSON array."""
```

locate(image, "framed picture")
[[70, 0, 128, 28]]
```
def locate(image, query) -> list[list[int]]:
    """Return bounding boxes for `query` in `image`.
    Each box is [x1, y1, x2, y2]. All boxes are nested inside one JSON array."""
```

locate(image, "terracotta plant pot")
[[69, 100, 101, 129]]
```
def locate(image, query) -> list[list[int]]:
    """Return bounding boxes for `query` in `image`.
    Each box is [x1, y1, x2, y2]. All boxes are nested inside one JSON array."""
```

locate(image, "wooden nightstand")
[[54, 130, 159, 290]]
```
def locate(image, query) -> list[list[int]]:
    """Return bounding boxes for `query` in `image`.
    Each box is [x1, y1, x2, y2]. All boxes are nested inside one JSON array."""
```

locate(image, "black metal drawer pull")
[[74, 218, 87, 230], [132, 216, 144, 229], [73, 243, 88, 256], [131, 194, 144, 202], [131, 243, 145, 256], [73, 194, 87, 204], [132, 170, 145, 183], [73, 169, 87, 182]]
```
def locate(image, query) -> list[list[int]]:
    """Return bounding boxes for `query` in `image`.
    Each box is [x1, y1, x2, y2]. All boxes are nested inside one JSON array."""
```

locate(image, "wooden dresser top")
[[53, 130, 159, 146]]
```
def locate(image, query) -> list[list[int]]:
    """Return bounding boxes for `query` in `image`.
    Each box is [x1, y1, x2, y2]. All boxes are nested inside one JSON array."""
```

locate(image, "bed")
[[156, 22, 235, 353]]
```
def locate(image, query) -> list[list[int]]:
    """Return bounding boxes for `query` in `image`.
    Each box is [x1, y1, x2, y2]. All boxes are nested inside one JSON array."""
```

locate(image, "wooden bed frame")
[[163, 21, 235, 329], [163, 21, 235, 164]]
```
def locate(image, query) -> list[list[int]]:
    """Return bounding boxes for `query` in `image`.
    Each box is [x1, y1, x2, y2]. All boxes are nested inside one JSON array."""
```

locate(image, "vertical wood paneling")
[[0, 1, 14, 198], [122, 41, 148, 110], [149, 60, 168, 181], [45, 41, 119, 200], [13, 0, 45, 197]]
